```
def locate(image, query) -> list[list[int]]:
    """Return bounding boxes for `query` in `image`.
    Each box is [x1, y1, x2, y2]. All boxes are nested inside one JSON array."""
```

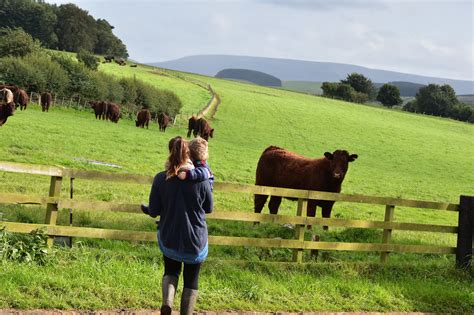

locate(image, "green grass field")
[[0, 59, 473, 312], [281, 81, 323, 94]]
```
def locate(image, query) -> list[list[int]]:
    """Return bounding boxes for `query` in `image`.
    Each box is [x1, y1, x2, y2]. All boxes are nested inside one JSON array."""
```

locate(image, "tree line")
[[0, 0, 128, 58], [0, 28, 182, 118], [321, 73, 473, 123]]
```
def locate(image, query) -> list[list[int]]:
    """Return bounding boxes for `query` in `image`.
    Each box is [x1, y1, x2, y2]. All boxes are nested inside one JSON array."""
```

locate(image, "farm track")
[[0, 311, 442, 315], [160, 69, 221, 119]]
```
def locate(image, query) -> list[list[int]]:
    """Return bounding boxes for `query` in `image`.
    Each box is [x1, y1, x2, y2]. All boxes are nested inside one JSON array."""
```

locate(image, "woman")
[[142, 137, 213, 315]]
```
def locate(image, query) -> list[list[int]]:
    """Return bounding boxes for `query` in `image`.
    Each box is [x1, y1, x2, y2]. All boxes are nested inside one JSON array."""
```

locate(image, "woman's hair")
[[166, 136, 189, 179]]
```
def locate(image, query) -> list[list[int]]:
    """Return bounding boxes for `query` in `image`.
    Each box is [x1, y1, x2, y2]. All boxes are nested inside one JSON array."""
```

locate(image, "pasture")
[[0, 62, 473, 312]]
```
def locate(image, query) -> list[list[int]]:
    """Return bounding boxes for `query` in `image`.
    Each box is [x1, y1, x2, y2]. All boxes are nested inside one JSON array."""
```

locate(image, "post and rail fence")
[[0, 161, 472, 267]]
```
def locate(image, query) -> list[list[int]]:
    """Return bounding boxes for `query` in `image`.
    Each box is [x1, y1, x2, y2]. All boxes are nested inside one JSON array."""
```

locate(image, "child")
[[178, 137, 214, 191]]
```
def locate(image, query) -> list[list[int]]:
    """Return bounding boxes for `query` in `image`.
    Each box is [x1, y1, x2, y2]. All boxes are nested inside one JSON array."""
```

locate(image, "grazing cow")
[[106, 102, 120, 123], [136, 109, 151, 128], [196, 118, 214, 141], [89, 100, 108, 120], [14, 89, 29, 110], [158, 112, 170, 132], [187, 116, 198, 137], [40, 92, 53, 112], [104, 55, 114, 63], [115, 58, 126, 66], [254, 146, 358, 230]]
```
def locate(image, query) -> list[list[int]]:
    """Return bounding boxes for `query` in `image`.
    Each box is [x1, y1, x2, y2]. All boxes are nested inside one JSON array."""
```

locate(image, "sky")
[[48, 0, 474, 81]]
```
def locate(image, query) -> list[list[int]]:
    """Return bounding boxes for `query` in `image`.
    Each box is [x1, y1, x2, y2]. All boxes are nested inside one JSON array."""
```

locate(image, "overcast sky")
[[48, 0, 473, 80]]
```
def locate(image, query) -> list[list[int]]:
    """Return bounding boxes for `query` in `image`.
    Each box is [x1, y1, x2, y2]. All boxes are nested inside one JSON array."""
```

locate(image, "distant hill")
[[374, 81, 426, 97], [150, 55, 474, 95], [457, 95, 474, 106], [215, 68, 281, 87]]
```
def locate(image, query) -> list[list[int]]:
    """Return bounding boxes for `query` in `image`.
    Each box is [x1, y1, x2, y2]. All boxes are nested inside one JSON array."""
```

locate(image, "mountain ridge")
[[150, 54, 474, 94]]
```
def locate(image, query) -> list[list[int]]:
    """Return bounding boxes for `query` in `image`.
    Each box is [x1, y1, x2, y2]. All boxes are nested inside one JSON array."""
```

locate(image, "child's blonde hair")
[[189, 137, 208, 161]]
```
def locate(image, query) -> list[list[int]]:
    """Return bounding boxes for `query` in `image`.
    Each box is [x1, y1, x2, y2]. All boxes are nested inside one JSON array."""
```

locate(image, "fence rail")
[[0, 161, 471, 266]]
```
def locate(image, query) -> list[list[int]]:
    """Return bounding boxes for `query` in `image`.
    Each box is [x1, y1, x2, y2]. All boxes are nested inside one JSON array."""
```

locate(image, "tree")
[[321, 82, 339, 98], [0, 0, 58, 48], [94, 19, 129, 58], [377, 84, 402, 107], [415, 84, 458, 117], [55, 4, 97, 52], [341, 73, 376, 100], [0, 27, 41, 58], [77, 50, 99, 70]]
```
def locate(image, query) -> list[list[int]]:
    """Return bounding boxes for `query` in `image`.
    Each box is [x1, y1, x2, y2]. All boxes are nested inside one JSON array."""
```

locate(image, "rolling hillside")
[[1, 56, 473, 312], [151, 55, 474, 94]]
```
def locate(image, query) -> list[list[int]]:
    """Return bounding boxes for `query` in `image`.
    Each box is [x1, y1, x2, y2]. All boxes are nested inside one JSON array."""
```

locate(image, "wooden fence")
[[0, 161, 472, 267]]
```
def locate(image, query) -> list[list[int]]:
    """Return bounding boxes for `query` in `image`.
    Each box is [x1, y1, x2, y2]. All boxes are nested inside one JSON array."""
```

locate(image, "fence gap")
[[44, 176, 62, 247], [380, 204, 395, 263], [293, 198, 307, 263]]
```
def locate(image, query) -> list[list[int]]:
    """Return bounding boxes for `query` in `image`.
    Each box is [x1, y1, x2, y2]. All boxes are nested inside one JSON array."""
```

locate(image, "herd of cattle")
[[2, 83, 358, 225], [0, 85, 54, 126]]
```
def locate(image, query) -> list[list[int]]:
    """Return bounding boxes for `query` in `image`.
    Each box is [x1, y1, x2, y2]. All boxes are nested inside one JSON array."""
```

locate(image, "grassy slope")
[[281, 81, 323, 94], [99, 62, 210, 114], [0, 60, 473, 311]]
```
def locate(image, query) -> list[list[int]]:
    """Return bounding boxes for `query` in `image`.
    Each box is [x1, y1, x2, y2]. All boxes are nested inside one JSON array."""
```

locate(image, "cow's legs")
[[306, 200, 317, 230], [187, 129, 192, 137], [268, 196, 282, 214], [254, 194, 268, 214], [321, 201, 335, 231]]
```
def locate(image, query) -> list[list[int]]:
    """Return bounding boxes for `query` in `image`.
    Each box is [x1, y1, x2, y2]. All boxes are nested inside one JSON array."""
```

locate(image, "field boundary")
[[0, 161, 472, 266]]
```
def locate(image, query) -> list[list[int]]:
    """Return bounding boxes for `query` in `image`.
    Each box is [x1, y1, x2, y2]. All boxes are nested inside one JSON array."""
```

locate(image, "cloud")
[[258, 0, 387, 11]]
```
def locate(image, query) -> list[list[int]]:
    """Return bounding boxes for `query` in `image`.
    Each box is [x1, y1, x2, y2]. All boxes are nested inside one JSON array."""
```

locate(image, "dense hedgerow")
[[0, 50, 182, 118]]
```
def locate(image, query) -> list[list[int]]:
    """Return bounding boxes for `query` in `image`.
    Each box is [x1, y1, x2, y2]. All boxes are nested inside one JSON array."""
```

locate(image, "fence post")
[[456, 195, 473, 268], [45, 176, 63, 248], [380, 204, 395, 263], [293, 198, 307, 263]]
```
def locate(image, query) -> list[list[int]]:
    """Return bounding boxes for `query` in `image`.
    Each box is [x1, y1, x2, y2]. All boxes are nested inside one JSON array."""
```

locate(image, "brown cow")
[[158, 112, 170, 132], [136, 109, 151, 128], [254, 146, 357, 230], [89, 100, 108, 120], [40, 92, 53, 112], [0, 102, 15, 126], [14, 89, 29, 110], [106, 102, 120, 123], [196, 118, 214, 141], [187, 116, 198, 137]]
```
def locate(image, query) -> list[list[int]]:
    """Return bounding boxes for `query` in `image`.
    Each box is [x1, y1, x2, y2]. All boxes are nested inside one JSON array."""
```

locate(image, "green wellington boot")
[[180, 288, 198, 315], [160, 275, 178, 315]]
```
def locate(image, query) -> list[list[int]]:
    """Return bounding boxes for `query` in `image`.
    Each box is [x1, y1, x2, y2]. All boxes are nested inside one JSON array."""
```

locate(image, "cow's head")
[[324, 150, 358, 180], [88, 101, 97, 109]]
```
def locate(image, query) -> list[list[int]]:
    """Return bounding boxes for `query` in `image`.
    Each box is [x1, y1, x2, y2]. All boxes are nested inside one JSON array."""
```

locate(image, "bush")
[[77, 49, 99, 70], [0, 227, 49, 264], [0, 27, 41, 58], [403, 100, 417, 113], [0, 52, 69, 94]]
